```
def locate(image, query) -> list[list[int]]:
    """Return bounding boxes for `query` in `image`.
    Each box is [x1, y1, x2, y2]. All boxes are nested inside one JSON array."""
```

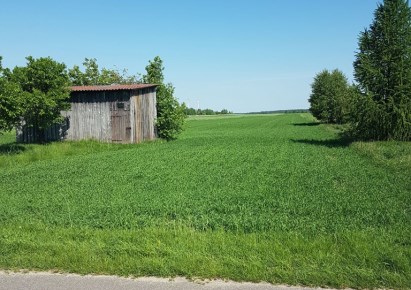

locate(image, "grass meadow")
[[0, 113, 410, 288]]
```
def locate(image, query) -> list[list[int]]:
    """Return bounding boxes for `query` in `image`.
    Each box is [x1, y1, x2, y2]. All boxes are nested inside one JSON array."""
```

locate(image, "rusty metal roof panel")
[[71, 84, 157, 92]]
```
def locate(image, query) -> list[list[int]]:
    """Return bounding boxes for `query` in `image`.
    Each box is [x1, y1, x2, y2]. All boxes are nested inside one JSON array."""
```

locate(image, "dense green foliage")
[[185, 107, 231, 115], [0, 56, 71, 141], [143, 56, 185, 140], [247, 109, 309, 114], [353, 0, 411, 140], [69, 58, 139, 85], [0, 114, 409, 288], [0, 57, 24, 132], [309, 69, 353, 124]]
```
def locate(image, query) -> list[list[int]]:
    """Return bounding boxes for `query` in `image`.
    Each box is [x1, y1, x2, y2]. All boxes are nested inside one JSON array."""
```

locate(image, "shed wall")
[[130, 87, 157, 143], [65, 97, 111, 142], [16, 121, 69, 143]]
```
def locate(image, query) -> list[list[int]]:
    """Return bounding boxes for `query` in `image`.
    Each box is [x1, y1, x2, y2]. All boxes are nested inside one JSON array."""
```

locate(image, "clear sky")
[[0, 0, 380, 113]]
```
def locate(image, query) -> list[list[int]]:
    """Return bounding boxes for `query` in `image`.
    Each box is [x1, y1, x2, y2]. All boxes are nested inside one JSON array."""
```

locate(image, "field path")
[[0, 272, 334, 290]]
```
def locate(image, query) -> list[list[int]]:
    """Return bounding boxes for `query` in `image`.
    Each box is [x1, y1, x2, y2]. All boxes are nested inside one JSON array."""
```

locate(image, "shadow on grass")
[[291, 138, 352, 148], [293, 122, 320, 127], [0, 143, 27, 155]]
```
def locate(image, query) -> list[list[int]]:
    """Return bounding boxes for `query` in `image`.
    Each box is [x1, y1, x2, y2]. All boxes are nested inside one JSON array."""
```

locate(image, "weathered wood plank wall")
[[16, 121, 68, 143], [65, 100, 111, 142], [130, 87, 157, 143]]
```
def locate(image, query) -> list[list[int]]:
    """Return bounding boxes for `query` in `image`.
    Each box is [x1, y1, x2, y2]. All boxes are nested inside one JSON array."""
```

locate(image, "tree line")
[[247, 109, 309, 115], [184, 107, 232, 115], [309, 0, 411, 141], [0, 56, 185, 141]]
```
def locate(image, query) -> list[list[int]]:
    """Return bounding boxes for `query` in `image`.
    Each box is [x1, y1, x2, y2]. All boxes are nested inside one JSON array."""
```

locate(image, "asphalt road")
[[0, 272, 326, 290]]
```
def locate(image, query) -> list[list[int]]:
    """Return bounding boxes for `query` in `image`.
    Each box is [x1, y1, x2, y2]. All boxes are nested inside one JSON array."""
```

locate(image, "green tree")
[[309, 69, 352, 124], [184, 106, 197, 115], [353, 0, 411, 140], [0, 56, 25, 132], [142, 56, 186, 140], [68, 65, 86, 86], [82, 58, 99, 85], [8, 56, 71, 141], [69, 58, 140, 85]]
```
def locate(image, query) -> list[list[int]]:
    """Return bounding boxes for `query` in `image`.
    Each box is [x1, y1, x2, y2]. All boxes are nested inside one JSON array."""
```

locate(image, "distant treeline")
[[185, 107, 232, 115], [246, 109, 309, 114]]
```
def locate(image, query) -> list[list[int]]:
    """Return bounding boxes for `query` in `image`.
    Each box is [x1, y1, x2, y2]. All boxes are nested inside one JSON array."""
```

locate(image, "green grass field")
[[0, 113, 410, 289]]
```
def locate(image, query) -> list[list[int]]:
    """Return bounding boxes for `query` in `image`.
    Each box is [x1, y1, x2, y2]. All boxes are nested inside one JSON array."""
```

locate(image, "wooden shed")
[[17, 84, 157, 143]]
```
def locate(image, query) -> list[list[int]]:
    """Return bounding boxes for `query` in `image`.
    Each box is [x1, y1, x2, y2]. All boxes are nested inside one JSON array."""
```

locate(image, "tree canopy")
[[0, 56, 25, 132], [353, 0, 411, 140], [309, 69, 353, 124], [143, 56, 186, 140], [0, 56, 70, 140], [69, 58, 139, 86]]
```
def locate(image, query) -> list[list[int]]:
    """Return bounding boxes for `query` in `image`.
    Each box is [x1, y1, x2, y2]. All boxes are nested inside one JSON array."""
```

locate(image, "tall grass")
[[0, 114, 410, 288], [0, 132, 160, 168]]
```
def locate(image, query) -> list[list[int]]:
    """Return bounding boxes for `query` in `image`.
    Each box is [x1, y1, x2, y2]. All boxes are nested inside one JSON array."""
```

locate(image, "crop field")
[[0, 113, 410, 288]]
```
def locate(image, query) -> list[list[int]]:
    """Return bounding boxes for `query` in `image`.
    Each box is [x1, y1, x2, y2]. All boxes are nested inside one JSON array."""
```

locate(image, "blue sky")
[[1, 0, 379, 112]]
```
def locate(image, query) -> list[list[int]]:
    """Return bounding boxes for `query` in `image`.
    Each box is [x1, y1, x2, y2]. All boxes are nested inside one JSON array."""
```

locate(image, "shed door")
[[111, 101, 131, 143]]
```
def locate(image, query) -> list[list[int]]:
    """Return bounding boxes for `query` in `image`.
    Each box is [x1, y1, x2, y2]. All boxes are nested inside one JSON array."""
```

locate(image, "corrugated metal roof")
[[71, 84, 157, 92]]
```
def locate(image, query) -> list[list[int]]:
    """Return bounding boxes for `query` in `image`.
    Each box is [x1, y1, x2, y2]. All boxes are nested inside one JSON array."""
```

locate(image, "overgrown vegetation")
[[0, 114, 409, 289]]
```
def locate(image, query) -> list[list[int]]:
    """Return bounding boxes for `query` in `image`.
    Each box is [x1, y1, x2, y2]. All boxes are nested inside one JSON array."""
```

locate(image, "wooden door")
[[111, 101, 131, 143]]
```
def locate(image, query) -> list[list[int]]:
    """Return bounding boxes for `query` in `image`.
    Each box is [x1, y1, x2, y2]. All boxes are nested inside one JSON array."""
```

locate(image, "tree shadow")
[[0, 143, 27, 155], [293, 122, 320, 127], [291, 137, 352, 148]]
